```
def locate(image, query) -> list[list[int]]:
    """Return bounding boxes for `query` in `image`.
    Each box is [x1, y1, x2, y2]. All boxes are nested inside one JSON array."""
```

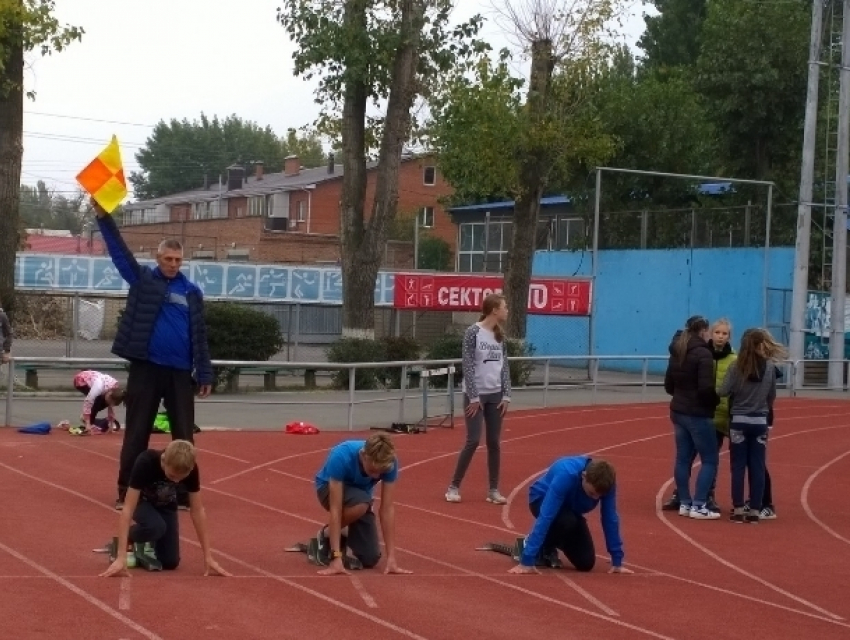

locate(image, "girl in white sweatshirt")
[[445, 293, 512, 504]]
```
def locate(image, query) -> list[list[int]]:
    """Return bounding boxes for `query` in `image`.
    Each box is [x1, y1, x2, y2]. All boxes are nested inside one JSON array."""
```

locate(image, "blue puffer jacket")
[[97, 215, 213, 386]]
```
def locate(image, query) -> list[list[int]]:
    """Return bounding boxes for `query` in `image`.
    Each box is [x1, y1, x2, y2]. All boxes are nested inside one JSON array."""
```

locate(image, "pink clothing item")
[[73, 370, 119, 422]]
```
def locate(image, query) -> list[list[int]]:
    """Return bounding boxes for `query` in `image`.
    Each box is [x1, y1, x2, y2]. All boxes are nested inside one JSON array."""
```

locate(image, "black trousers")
[[530, 500, 595, 572], [130, 501, 180, 570], [117, 360, 196, 495]]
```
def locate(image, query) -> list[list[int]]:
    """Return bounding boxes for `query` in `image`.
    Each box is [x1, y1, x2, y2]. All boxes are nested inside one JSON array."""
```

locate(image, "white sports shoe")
[[445, 486, 461, 503]]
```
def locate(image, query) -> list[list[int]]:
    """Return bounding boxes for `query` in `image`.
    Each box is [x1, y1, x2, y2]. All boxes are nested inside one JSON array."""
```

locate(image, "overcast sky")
[[21, 0, 652, 201]]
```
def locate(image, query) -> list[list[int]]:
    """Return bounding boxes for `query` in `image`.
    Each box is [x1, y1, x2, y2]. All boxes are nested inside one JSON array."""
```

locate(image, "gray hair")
[[157, 239, 183, 255]]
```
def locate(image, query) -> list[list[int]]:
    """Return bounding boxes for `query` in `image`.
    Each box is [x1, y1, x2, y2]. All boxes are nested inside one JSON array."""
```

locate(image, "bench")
[[222, 367, 321, 392]]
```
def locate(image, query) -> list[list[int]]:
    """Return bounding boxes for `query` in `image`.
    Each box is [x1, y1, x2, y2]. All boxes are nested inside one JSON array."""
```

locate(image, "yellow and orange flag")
[[76, 135, 128, 214]]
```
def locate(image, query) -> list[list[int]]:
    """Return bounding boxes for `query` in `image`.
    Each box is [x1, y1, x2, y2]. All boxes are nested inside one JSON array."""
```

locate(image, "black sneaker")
[[316, 526, 331, 565], [536, 548, 562, 569], [661, 495, 680, 511], [706, 497, 721, 514]]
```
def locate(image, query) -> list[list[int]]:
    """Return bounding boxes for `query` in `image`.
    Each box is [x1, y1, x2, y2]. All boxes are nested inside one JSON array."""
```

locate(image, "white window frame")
[[423, 166, 436, 186], [419, 206, 434, 228]]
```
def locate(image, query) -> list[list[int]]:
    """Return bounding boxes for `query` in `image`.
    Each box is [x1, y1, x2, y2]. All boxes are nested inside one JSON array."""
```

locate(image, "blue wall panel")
[[527, 247, 795, 374]]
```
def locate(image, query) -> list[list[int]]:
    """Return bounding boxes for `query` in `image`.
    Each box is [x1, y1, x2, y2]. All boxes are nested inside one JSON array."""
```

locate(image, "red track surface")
[[2, 397, 850, 639]]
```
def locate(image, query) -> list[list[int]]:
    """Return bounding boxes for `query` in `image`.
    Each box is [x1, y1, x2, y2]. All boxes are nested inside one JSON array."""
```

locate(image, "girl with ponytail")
[[445, 293, 512, 505]]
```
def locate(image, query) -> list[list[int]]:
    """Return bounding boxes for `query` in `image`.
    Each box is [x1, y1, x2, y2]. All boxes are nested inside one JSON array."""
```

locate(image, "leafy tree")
[[428, 0, 622, 338], [129, 114, 321, 200], [637, 0, 707, 74], [416, 234, 452, 271], [0, 0, 82, 318], [277, 0, 486, 338], [19, 180, 88, 233], [694, 0, 809, 187], [575, 47, 721, 247], [282, 127, 325, 168]]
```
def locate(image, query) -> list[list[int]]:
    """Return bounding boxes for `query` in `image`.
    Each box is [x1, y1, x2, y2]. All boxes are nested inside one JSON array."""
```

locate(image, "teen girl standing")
[[445, 293, 511, 505], [717, 328, 786, 523], [663, 315, 721, 519]]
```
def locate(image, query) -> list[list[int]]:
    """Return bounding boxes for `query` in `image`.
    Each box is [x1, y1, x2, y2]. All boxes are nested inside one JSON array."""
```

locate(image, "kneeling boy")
[[314, 434, 411, 576], [100, 440, 230, 577], [509, 456, 631, 575]]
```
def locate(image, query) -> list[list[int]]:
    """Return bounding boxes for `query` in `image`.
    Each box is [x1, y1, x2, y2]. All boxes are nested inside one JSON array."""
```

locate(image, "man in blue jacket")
[[93, 201, 213, 511], [509, 456, 632, 575]]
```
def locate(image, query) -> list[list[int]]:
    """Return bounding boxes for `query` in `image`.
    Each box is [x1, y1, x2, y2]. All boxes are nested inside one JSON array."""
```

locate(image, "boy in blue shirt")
[[313, 434, 411, 576], [509, 456, 632, 575]]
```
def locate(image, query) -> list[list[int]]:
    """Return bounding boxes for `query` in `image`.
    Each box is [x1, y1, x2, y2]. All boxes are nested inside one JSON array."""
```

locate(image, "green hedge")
[[425, 333, 535, 389], [326, 336, 422, 390]]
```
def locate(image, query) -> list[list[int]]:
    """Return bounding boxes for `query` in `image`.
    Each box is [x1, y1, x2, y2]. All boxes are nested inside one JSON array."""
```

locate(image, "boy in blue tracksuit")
[[509, 456, 631, 575]]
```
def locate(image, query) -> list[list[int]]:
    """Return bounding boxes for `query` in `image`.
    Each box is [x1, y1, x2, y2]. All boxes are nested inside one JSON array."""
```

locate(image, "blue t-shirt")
[[315, 440, 398, 494], [148, 271, 193, 371]]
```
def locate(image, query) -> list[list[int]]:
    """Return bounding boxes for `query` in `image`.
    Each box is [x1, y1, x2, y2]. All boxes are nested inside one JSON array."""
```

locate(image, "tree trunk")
[[339, 0, 371, 338], [504, 39, 554, 340], [0, 19, 24, 321], [339, 0, 424, 338]]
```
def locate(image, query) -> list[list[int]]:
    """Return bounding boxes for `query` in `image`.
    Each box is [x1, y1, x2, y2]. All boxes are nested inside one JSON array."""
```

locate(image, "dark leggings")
[[449, 392, 503, 490]]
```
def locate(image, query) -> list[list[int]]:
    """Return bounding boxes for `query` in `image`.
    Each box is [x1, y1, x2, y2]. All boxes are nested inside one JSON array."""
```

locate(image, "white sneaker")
[[445, 486, 461, 503], [678, 504, 691, 517], [486, 490, 507, 505], [689, 504, 721, 520]]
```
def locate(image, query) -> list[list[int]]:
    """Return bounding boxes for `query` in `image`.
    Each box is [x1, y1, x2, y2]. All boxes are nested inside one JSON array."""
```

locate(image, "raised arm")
[[93, 203, 142, 285]]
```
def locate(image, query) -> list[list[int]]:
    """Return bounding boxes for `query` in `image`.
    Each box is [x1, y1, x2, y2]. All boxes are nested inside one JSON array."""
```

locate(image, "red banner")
[[393, 273, 592, 315]]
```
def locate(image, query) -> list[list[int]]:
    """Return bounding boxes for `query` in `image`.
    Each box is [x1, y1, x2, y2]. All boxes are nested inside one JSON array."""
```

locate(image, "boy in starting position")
[[509, 456, 632, 575], [313, 434, 411, 576], [100, 439, 230, 577]]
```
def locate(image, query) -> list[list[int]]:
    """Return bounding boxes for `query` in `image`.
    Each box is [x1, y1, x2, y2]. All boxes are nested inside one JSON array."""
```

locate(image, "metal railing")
[[3, 355, 848, 430]]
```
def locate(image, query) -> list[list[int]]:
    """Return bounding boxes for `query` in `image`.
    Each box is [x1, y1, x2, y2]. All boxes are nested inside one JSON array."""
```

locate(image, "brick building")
[[117, 152, 455, 267]]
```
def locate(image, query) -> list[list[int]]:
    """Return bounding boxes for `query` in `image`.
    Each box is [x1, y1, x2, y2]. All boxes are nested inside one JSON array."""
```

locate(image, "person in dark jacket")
[[93, 200, 213, 511], [663, 315, 721, 520]]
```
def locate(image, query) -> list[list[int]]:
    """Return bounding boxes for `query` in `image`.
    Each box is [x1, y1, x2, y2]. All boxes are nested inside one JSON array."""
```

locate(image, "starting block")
[[285, 538, 363, 570], [476, 536, 563, 569], [370, 422, 425, 435]]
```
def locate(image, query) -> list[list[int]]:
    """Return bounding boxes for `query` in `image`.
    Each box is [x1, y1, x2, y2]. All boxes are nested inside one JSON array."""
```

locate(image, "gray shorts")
[[315, 483, 381, 568]]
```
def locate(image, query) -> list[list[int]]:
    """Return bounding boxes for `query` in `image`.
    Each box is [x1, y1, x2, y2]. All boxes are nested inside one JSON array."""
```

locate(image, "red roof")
[[23, 234, 106, 255]]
